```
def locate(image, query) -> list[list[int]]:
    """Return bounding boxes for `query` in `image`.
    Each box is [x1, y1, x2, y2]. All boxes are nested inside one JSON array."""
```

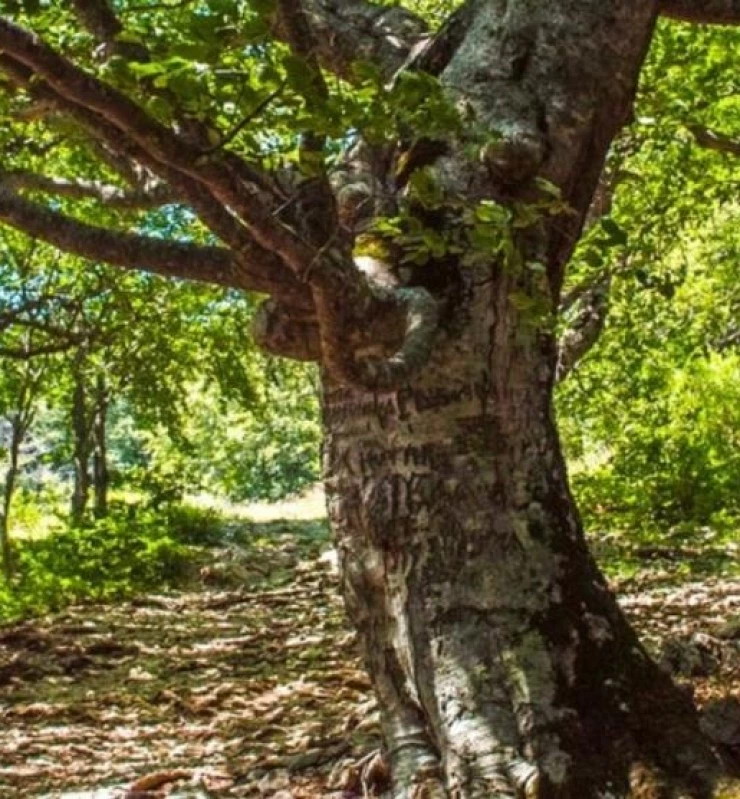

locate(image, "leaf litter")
[[0, 517, 738, 798]]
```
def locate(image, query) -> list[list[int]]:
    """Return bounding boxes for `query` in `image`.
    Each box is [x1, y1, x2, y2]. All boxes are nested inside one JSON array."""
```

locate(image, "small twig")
[[122, 0, 194, 13], [201, 82, 286, 155], [687, 124, 740, 157]]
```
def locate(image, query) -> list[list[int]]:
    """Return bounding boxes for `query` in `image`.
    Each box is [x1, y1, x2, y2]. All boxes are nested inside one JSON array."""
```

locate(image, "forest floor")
[[0, 494, 739, 798]]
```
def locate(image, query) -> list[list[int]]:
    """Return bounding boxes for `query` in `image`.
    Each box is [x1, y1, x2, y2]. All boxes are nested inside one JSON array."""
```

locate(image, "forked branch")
[[0, 14, 443, 390], [0, 18, 312, 272], [0, 52, 311, 307]]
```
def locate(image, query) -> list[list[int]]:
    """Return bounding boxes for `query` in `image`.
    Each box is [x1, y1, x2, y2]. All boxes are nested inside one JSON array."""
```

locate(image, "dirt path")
[[1, 519, 738, 798]]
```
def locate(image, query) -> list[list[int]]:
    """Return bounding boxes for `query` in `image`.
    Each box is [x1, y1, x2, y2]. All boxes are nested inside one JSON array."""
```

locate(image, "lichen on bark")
[[320, 1, 730, 797]]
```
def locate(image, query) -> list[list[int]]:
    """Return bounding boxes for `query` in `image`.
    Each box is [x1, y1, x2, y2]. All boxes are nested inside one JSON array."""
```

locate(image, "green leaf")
[[601, 218, 628, 247]]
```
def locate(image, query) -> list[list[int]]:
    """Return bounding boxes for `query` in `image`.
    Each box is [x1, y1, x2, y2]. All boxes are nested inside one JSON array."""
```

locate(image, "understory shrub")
[[570, 353, 740, 528], [0, 509, 196, 622]]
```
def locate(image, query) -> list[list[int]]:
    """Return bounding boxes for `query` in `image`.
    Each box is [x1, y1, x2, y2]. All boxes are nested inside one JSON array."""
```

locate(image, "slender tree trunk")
[[0, 416, 23, 580], [92, 374, 109, 518], [321, 2, 726, 796], [70, 366, 91, 524]]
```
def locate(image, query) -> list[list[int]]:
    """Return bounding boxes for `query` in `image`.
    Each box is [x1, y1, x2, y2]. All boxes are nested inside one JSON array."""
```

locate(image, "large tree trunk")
[[0, 0, 734, 793], [321, 2, 726, 796], [322, 273, 720, 797]]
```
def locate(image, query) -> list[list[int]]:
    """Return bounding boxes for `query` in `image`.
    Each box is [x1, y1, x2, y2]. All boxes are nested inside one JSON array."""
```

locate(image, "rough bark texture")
[[321, 1, 727, 796], [323, 295, 720, 797]]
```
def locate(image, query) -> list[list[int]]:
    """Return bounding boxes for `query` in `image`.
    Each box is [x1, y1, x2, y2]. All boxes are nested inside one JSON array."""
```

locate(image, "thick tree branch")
[[69, 0, 280, 200], [312, 254, 440, 391], [0, 19, 313, 272], [0, 53, 314, 311], [659, 0, 740, 24], [253, 244, 442, 387], [688, 124, 740, 155], [0, 19, 442, 387], [0, 169, 174, 208], [0, 183, 266, 293]]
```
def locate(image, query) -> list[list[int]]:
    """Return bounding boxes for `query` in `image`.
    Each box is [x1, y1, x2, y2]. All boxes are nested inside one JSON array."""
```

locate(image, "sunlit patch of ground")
[[186, 484, 326, 524], [0, 494, 738, 798]]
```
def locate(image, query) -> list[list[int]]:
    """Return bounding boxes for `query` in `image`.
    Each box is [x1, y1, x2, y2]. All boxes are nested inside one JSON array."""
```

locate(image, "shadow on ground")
[[1, 512, 738, 798]]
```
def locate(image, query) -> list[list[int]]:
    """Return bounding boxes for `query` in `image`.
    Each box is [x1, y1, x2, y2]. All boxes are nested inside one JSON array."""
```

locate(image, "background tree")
[[0, 353, 49, 577], [0, 2, 738, 797]]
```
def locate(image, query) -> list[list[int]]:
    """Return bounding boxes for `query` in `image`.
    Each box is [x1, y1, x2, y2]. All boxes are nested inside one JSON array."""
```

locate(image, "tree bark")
[[92, 374, 109, 518], [321, 1, 727, 796], [0, 0, 735, 794], [70, 363, 91, 524], [0, 416, 23, 579], [322, 265, 720, 798]]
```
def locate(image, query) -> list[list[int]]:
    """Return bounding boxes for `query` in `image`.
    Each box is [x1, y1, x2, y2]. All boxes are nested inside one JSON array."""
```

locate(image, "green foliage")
[[0, 508, 199, 622], [175, 359, 321, 502], [568, 354, 740, 526], [555, 18, 740, 551], [164, 503, 226, 546], [218, 406, 320, 501], [369, 175, 566, 275], [103, 357, 319, 505], [558, 207, 740, 537]]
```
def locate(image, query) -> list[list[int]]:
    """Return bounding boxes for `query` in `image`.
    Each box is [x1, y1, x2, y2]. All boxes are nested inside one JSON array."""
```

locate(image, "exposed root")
[[409, 767, 447, 799]]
